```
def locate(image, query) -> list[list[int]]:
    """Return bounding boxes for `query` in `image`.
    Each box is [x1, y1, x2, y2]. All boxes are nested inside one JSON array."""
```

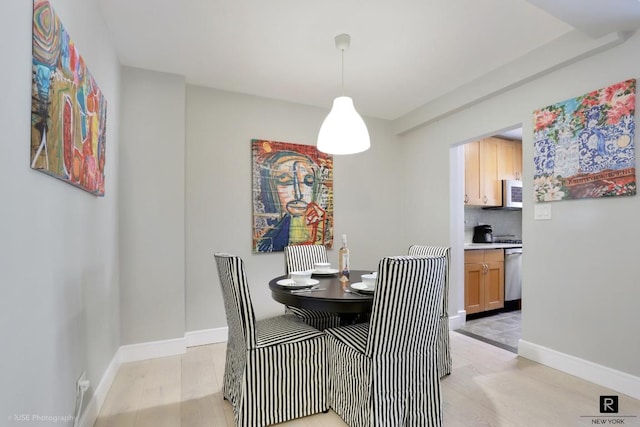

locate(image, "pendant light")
[[317, 34, 370, 155]]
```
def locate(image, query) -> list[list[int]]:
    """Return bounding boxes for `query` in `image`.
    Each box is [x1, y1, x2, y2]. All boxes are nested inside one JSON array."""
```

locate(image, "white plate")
[[312, 268, 339, 276], [350, 282, 375, 293], [276, 278, 320, 290]]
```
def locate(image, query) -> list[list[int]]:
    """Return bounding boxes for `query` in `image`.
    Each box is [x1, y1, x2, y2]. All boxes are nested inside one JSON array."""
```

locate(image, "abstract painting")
[[252, 139, 334, 253], [31, 0, 107, 196], [533, 79, 636, 202]]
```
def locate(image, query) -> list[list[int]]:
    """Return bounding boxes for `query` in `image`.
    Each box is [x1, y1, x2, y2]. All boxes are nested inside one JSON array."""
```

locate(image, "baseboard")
[[77, 326, 230, 427], [448, 310, 466, 330], [77, 351, 120, 427], [118, 336, 187, 363], [185, 327, 228, 347], [518, 339, 640, 400]]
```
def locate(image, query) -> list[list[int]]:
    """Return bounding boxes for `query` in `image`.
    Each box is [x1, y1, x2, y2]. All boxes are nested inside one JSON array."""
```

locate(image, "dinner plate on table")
[[350, 282, 375, 294], [276, 278, 320, 290], [312, 268, 340, 276]]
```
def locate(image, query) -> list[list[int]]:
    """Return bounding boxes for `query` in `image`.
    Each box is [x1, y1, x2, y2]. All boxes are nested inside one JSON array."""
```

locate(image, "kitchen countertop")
[[464, 243, 523, 250]]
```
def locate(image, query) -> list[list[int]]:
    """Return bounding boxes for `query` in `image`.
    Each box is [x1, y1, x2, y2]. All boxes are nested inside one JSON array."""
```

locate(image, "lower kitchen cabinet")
[[464, 249, 504, 314]]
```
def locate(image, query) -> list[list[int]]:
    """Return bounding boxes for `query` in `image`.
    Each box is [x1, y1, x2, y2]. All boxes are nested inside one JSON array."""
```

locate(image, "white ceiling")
[[97, 0, 640, 121]]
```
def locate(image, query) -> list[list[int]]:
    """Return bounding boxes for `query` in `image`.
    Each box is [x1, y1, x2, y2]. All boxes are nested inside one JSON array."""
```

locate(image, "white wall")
[[185, 86, 405, 329], [0, 0, 121, 419], [399, 32, 640, 380], [399, 119, 466, 326], [119, 67, 186, 344]]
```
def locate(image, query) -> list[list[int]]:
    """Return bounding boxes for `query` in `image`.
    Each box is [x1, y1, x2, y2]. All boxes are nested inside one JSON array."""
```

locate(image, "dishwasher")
[[504, 247, 522, 303]]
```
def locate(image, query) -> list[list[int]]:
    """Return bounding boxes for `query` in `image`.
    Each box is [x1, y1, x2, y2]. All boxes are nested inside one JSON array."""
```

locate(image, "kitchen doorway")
[[450, 126, 523, 353]]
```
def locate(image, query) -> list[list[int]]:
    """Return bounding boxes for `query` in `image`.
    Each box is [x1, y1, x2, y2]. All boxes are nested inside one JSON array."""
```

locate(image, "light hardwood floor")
[[94, 332, 640, 426]]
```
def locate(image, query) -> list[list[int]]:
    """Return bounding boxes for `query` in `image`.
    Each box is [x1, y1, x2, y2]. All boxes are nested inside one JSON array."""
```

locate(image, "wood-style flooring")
[[94, 331, 640, 426]]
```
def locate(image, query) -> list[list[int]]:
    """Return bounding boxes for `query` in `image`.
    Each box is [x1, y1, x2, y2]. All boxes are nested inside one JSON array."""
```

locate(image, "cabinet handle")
[[483, 195, 488, 204], [464, 194, 469, 204]]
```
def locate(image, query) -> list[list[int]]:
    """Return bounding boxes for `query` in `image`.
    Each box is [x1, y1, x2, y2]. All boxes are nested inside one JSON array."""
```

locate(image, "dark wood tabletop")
[[269, 269, 375, 314]]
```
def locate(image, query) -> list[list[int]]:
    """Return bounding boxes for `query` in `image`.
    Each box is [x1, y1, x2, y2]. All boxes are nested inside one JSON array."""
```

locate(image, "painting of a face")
[[272, 155, 317, 217], [252, 140, 334, 253]]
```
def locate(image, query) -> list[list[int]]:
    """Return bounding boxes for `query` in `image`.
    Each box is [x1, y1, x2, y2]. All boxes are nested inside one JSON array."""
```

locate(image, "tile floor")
[[455, 310, 521, 353]]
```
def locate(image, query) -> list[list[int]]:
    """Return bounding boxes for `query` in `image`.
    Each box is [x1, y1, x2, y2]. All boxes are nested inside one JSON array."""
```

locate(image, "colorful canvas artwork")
[[31, 0, 107, 196], [533, 79, 636, 202], [252, 139, 334, 253]]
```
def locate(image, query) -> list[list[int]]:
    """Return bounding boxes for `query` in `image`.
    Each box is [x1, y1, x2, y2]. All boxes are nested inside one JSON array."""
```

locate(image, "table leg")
[[339, 312, 370, 326]]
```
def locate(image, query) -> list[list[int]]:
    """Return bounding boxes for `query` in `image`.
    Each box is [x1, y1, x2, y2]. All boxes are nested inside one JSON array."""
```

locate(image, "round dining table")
[[269, 269, 375, 322]]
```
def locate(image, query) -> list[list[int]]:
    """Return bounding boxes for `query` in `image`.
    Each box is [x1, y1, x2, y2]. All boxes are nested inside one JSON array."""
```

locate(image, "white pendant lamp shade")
[[317, 33, 370, 155], [317, 96, 370, 155]]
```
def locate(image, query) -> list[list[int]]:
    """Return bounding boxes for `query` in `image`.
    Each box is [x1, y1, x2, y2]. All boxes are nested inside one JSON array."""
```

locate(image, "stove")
[[493, 239, 522, 244]]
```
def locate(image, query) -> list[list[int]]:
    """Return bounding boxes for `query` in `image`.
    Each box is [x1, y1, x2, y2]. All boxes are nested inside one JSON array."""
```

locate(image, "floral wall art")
[[533, 79, 636, 202], [31, 0, 108, 196], [252, 139, 334, 253]]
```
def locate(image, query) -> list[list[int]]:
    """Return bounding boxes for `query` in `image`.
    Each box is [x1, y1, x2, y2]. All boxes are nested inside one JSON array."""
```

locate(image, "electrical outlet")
[[76, 371, 87, 396]]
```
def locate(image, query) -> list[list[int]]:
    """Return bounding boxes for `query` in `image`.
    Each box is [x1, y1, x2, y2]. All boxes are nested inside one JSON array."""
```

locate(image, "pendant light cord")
[[334, 33, 350, 97], [341, 48, 345, 96]]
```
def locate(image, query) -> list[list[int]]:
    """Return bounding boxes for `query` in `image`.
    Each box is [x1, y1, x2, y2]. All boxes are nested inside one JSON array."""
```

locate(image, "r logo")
[[600, 395, 618, 413]]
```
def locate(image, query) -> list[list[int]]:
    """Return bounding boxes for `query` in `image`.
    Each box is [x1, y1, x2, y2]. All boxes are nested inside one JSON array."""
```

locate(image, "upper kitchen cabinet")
[[497, 138, 522, 181], [464, 138, 500, 207]]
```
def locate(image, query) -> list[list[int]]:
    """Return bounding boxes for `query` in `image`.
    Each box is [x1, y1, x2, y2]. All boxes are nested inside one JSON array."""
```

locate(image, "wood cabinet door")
[[464, 139, 501, 206], [497, 138, 523, 182], [484, 261, 505, 311], [464, 262, 483, 314], [513, 141, 522, 181], [497, 138, 516, 180], [480, 138, 500, 206], [464, 140, 482, 205], [465, 249, 504, 315]]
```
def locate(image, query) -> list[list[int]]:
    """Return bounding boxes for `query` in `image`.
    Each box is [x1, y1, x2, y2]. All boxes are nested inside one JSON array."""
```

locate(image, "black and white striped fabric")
[[214, 253, 328, 426], [283, 245, 341, 330], [284, 244, 329, 273], [325, 256, 446, 427], [407, 245, 452, 378]]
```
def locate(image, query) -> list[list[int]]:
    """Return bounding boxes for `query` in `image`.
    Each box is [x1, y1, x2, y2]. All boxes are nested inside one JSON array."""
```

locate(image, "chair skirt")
[[223, 323, 327, 426], [437, 315, 452, 377], [327, 332, 372, 427], [326, 327, 443, 427]]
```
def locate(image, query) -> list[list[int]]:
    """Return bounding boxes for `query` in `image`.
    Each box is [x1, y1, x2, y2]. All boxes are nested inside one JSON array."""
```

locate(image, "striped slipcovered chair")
[[326, 256, 446, 427], [283, 245, 341, 330], [214, 253, 328, 427], [407, 245, 452, 378]]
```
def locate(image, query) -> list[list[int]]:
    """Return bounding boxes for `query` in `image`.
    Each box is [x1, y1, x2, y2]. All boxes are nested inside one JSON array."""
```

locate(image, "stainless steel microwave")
[[502, 180, 523, 209]]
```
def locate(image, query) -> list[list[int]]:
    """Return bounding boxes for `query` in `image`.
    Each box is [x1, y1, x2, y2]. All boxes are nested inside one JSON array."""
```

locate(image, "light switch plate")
[[534, 203, 551, 220]]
